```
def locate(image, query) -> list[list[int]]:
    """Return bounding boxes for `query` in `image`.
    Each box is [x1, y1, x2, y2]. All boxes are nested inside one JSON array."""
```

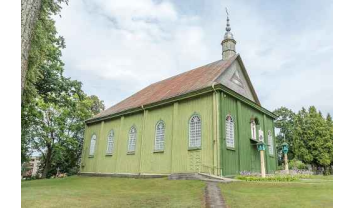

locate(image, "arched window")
[[268, 130, 274, 155], [225, 115, 235, 148], [128, 126, 137, 153], [189, 114, 202, 148], [106, 130, 114, 155], [250, 120, 257, 140], [154, 121, 165, 151], [89, 134, 97, 156]]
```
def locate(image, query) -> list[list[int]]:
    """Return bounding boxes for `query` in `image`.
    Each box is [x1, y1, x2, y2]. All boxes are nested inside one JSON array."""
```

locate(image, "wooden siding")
[[81, 90, 276, 177], [81, 122, 101, 173], [81, 94, 215, 175], [219, 92, 277, 177]]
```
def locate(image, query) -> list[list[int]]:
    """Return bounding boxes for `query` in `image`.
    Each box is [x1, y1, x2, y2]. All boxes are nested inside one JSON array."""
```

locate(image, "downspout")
[[138, 105, 146, 175], [80, 124, 88, 173], [212, 82, 220, 176]]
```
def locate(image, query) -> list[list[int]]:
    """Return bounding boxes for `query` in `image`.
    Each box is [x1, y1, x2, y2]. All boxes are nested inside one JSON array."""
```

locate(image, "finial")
[[222, 7, 236, 60], [225, 7, 231, 32]]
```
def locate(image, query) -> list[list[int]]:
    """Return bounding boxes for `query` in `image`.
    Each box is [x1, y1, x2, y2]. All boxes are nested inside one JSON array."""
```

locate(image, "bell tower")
[[221, 8, 237, 60]]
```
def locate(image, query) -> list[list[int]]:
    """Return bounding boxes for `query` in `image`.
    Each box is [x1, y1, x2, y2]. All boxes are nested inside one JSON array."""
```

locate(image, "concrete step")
[[168, 173, 234, 183]]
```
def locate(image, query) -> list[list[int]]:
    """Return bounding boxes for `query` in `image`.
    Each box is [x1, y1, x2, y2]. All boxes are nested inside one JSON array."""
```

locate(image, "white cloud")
[[55, 0, 333, 115]]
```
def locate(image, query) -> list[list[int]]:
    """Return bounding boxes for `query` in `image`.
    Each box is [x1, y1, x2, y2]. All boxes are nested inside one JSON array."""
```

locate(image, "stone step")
[[168, 173, 233, 183]]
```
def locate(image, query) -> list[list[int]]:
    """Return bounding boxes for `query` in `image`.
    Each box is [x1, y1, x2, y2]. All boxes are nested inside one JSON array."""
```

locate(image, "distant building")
[[81, 14, 277, 177], [23, 156, 40, 177]]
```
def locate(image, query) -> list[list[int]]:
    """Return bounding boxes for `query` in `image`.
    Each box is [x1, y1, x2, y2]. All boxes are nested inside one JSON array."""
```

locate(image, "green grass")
[[22, 175, 333, 208], [219, 175, 333, 208], [21, 176, 205, 208]]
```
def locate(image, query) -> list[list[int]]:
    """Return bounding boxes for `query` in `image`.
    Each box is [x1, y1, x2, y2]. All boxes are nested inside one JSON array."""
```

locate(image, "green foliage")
[[21, 0, 105, 178], [23, 1, 67, 104], [273, 106, 333, 174], [236, 175, 299, 182], [26, 87, 104, 178], [289, 159, 308, 170], [22, 0, 68, 161], [273, 107, 296, 163], [292, 107, 333, 173]]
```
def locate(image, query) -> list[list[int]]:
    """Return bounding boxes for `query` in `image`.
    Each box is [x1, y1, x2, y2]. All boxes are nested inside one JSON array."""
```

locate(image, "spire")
[[221, 8, 236, 60]]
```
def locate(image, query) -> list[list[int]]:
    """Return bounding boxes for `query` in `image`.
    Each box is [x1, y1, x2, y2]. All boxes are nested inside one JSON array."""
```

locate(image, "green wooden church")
[[81, 15, 277, 178]]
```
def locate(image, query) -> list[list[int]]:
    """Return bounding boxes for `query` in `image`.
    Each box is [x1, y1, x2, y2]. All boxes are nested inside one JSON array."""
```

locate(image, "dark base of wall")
[[78, 172, 169, 179]]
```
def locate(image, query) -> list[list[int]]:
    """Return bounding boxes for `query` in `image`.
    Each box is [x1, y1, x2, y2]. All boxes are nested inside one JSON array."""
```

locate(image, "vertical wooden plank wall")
[[219, 92, 277, 177], [81, 91, 277, 176], [81, 94, 215, 175]]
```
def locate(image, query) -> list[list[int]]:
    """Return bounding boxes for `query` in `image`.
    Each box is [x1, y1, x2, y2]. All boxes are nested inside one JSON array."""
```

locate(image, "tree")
[[21, 0, 42, 96], [292, 106, 333, 174], [22, 0, 67, 163], [28, 88, 104, 178], [21, 0, 105, 178], [88, 95, 105, 115], [21, 0, 68, 98], [273, 107, 296, 163]]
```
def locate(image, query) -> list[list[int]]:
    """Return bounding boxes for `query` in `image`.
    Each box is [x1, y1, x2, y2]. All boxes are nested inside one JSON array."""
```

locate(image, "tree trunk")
[[21, 0, 42, 97], [42, 146, 52, 178]]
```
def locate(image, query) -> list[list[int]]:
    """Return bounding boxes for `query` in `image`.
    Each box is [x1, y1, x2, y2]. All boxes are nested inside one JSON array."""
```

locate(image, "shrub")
[[289, 159, 308, 170], [239, 171, 261, 176], [236, 175, 300, 182], [237, 175, 299, 182]]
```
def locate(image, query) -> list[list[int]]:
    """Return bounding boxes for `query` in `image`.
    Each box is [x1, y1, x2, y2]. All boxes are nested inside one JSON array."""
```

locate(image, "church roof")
[[87, 54, 260, 123]]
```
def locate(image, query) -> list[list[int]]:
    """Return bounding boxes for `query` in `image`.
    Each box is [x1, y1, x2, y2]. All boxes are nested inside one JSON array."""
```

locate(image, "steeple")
[[221, 8, 237, 60]]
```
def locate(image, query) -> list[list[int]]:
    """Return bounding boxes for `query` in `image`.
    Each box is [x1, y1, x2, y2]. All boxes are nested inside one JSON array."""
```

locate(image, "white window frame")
[[127, 126, 137, 153], [225, 115, 235, 148], [268, 130, 274, 155], [106, 130, 114, 155], [189, 114, 202, 149], [154, 121, 165, 151], [250, 120, 257, 140], [259, 129, 264, 142], [89, 134, 97, 156]]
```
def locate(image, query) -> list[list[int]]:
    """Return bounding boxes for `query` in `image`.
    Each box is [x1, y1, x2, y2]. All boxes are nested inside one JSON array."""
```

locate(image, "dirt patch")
[[204, 182, 226, 208]]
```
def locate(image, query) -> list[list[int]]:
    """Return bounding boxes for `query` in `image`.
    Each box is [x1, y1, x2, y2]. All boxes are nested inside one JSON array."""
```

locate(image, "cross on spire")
[[221, 7, 236, 60], [225, 7, 231, 32]]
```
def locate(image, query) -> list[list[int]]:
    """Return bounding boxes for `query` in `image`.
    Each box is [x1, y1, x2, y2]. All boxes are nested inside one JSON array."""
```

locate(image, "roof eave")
[[86, 83, 276, 125], [85, 86, 216, 124], [236, 55, 262, 106]]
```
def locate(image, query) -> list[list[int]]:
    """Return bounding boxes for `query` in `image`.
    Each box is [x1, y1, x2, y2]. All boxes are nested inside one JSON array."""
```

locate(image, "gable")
[[215, 56, 260, 105]]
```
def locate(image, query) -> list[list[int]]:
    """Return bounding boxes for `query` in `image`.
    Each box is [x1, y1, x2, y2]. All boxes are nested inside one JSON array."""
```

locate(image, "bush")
[[277, 165, 284, 170], [236, 175, 300, 182], [289, 159, 308, 170]]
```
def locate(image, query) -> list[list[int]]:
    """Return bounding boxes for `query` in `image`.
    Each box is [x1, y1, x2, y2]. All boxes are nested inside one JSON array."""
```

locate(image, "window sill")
[[127, 152, 135, 155], [105, 154, 113, 156], [188, 147, 201, 151], [226, 147, 236, 151], [153, 150, 164, 153], [88, 155, 94, 158]]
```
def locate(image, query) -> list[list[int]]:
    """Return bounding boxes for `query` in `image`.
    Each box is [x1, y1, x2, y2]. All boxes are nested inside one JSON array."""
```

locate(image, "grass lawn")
[[21, 176, 205, 208], [22, 175, 333, 208], [219, 175, 333, 208]]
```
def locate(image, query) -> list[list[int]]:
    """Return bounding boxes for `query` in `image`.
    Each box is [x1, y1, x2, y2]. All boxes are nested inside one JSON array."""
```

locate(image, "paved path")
[[204, 182, 226, 208]]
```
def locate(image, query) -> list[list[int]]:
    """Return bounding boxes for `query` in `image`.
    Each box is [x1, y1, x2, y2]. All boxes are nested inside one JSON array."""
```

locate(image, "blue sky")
[[55, 0, 333, 115]]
